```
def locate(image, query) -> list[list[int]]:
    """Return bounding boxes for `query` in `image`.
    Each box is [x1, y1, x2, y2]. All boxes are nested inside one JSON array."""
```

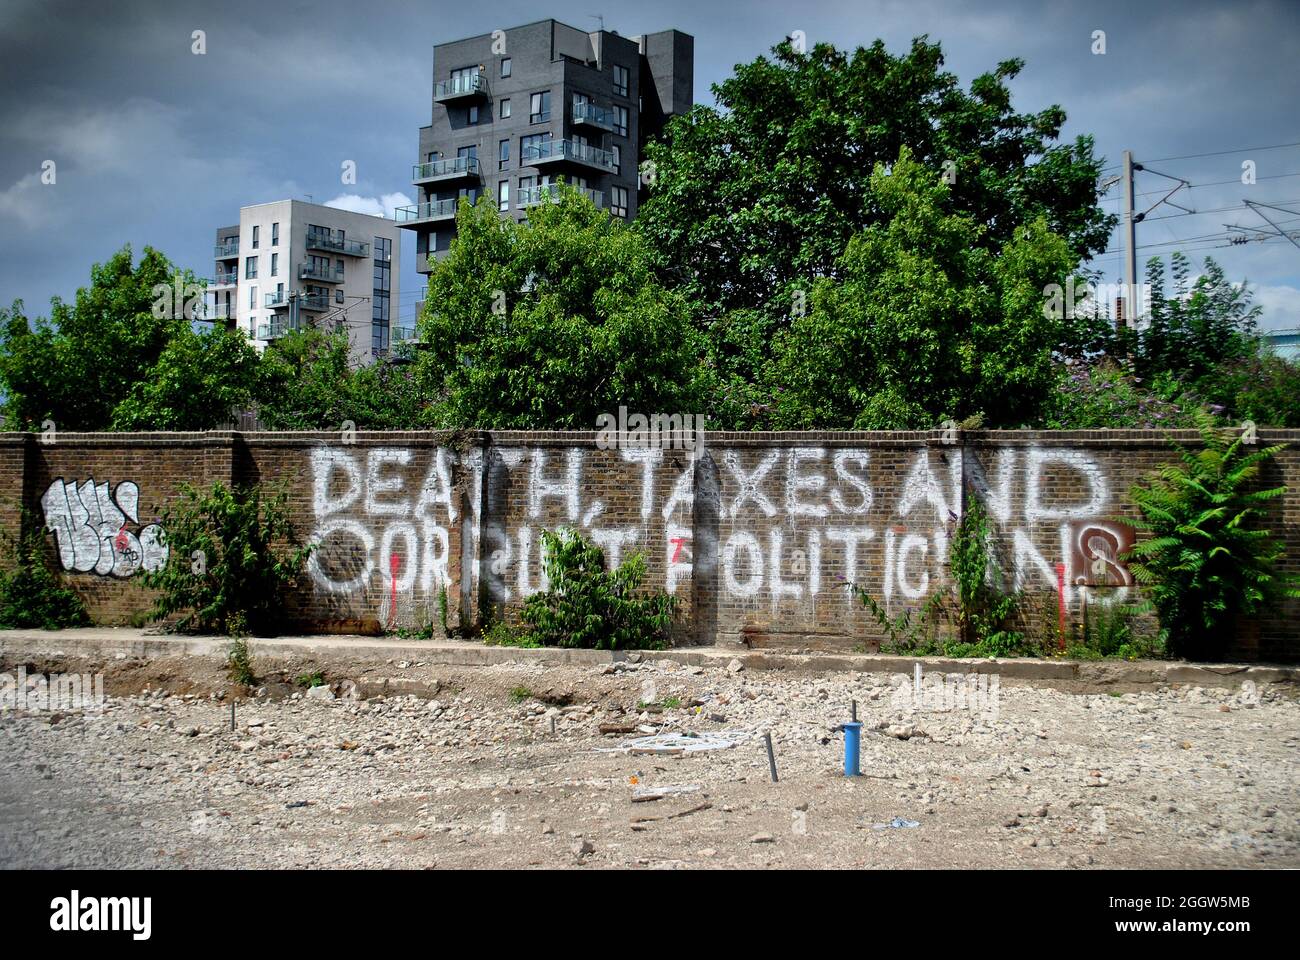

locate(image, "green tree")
[[1133, 253, 1261, 389], [0, 245, 201, 430], [1120, 418, 1299, 661], [257, 327, 424, 429], [772, 150, 1082, 429], [637, 37, 1114, 423], [414, 189, 710, 429], [110, 325, 266, 430]]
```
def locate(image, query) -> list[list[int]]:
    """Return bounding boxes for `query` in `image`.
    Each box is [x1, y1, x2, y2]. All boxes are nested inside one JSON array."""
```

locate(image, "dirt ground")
[[1, 648, 1296, 869]]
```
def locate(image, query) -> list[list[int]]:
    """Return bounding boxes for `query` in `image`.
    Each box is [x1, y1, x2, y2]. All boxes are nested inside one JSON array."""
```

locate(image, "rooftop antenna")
[[589, 14, 604, 32]]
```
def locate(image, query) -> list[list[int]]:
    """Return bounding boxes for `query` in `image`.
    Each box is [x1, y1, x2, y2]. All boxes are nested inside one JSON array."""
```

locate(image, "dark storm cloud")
[[1, 0, 1297, 330]]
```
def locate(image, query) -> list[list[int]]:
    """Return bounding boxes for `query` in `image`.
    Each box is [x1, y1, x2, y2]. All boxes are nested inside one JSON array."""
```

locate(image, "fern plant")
[[1120, 417, 1298, 660]]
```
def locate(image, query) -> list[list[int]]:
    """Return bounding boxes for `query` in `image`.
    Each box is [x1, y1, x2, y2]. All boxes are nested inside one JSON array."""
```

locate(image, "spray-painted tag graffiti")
[[41, 478, 168, 577]]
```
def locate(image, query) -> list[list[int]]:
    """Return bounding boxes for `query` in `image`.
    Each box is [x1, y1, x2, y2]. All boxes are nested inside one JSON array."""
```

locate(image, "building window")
[[520, 133, 551, 162], [501, 57, 511, 78], [251, 225, 260, 249], [611, 186, 628, 218], [612, 144, 621, 174], [500, 97, 511, 119], [270, 252, 278, 277], [614, 105, 628, 137], [499, 139, 510, 171], [468, 104, 480, 124], [613, 64, 629, 97], [249, 286, 257, 310], [276, 282, 285, 301], [336, 289, 345, 304], [271, 222, 279, 246], [372, 236, 392, 357], [530, 91, 550, 123], [245, 256, 257, 279], [498, 180, 510, 212]]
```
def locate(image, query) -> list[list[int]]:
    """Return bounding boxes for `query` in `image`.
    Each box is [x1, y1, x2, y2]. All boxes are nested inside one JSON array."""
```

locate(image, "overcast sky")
[[2, 0, 1298, 332]]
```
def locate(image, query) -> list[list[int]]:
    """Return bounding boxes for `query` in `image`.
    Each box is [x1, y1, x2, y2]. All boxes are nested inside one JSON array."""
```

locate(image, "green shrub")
[[295, 670, 325, 689], [521, 529, 676, 650], [139, 481, 313, 636], [508, 686, 532, 704], [0, 520, 90, 630], [1120, 416, 1299, 660]]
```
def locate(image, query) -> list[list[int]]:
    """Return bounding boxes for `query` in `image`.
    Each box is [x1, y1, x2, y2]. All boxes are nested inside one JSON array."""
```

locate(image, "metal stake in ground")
[[764, 732, 778, 783], [230, 701, 235, 732]]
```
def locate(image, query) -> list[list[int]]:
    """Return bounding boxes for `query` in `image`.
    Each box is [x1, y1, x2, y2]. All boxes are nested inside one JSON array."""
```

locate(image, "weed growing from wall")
[[851, 500, 1032, 657], [139, 481, 313, 636]]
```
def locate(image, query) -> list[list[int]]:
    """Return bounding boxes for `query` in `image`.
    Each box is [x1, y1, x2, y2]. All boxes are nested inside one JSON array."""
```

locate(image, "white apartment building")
[[206, 200, 404, 366]]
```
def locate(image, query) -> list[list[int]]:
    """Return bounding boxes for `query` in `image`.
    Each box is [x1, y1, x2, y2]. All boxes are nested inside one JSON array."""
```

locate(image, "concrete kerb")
[[0, 628, 1295, 693]]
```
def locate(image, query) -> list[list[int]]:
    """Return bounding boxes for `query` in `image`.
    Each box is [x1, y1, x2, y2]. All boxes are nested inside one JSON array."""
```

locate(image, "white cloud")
[[323, 192, 412, 219], [1250, 283, 1300, 333]]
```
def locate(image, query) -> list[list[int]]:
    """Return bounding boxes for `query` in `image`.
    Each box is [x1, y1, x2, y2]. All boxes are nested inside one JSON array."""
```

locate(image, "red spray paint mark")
[[1055, 562, 1067, 650], [388, 553, 402, 630], [669, 538, 685, 563]]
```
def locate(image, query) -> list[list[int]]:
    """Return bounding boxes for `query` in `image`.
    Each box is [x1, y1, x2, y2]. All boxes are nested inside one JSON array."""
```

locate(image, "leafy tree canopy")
[[772, 149, 1084, 429], [414, 189, 711, 429], [0, 245, 200, 430], [636, 35, 1115, 425]]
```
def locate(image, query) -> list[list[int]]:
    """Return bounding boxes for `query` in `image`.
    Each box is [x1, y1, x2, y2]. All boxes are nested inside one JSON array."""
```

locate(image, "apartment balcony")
[[298, 293, 331, 312], [434, 72, 486, 102], [265, 291, 332, 313], [300, 262, 344, 284], [214, 240, 239, 259], [392, 325, 419, 345], [518, 185, 606, 209], [412, 156, 481, 186], [305, 233, 370, 257], [521, 139, 617, 174], [394, 199, 459, 229], [211, 270, 238, 288], [256, 315, 304, 341], [200, 302, 235, 322], [572, 101, 614, 132]]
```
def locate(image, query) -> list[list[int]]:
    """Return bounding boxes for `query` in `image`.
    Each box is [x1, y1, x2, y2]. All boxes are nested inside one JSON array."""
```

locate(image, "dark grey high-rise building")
[[397, 19, 693, 273]]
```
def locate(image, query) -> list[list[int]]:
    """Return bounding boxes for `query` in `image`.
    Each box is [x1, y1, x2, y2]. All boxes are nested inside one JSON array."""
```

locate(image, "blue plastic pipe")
[[842, 721, 862, 776]]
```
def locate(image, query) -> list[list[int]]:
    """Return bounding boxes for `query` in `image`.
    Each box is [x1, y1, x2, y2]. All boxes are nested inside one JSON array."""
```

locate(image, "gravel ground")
[[1, 653, 1296, 869]]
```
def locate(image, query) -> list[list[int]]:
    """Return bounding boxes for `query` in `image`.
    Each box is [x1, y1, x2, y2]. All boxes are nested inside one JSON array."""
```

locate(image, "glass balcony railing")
[[256, 315, 305, 341], [412, 156, 481, 182], [518, 185, 606, 208], [264, 291, 288, 309], [394, 199, 459, 225], [434, 72, 485, 100], [214, 240, 239, 258], [212, 271, 238, 286], [200, 302, 235, 321], [391, 326, 418, 344], [572, 101, 613, 130], [298, 293, 331, 312], [521, 139, 616, 172], [305, 233, 370, 257], [299, 262, 344, 283]]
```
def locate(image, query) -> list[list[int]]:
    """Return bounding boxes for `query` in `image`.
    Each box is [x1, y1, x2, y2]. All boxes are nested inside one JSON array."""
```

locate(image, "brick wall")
[[4, 429, 1297, 661]]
